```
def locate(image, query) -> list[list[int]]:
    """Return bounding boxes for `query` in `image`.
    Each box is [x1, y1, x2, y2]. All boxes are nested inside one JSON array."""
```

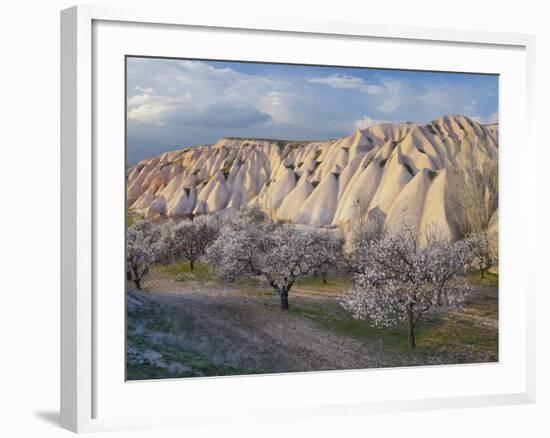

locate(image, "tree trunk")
[[133, 278, 141, 290], [322, 271, 328, 284], [189, 259, 195, 270], [279, 288, 289, 311], [406, 304, 416, 351], [480, 268, 485, 279]]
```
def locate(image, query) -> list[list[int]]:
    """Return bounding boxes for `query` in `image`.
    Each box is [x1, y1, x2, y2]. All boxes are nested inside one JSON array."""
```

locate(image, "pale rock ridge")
[[127, 114, 498, 237], [368, 145, 413, 215], [166, 188, 196, 217], [277, 173, 314, 221], [295, 173, 339, 227], [418, 168, 456, 241], [331, 154, 384, 225], [385, 168, 432, 235]]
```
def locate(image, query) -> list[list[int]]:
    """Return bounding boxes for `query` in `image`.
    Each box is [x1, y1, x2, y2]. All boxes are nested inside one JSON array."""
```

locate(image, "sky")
[[126, 57, 498, 165]]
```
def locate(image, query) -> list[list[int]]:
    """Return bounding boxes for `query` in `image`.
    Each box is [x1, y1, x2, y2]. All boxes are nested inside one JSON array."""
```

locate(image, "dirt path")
[[131, 277, 413, 375], [127, 269, 498, 380]]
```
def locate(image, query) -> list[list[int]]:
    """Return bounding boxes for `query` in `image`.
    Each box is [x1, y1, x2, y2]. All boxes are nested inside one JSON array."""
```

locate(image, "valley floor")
[[126, 263, 498, 380]]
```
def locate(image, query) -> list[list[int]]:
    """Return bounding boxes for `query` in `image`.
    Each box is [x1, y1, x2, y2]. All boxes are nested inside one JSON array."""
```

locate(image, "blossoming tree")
[[160, 215, 220, 269], [341, 224, 473, 350], [207, 218, 343, 310], [126, 221, 162, 289], [466, 230, 497, 279]]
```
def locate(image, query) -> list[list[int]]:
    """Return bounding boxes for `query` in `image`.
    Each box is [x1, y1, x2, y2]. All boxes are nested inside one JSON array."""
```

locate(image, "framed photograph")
[[61, 5, 536, 433]]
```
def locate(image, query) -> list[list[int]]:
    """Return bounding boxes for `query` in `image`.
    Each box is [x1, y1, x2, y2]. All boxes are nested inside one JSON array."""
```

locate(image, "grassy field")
[[127, 262, 498, 380], [127, 292, 260, 379], [126, 212, 143, 228]]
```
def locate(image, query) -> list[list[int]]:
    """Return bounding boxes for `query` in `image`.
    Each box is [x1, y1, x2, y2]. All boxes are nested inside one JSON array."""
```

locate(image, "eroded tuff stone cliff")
[[127, 114, 498, 239]]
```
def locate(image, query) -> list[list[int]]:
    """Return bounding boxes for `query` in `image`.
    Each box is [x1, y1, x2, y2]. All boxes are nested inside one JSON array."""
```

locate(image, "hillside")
[[127, 114, 498, 240]]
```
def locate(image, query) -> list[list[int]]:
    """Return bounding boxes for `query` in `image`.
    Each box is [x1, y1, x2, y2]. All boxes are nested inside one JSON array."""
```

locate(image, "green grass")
[[156, 261, 213, 283], [414, 284, 498, 362], [275, 273, 410, 353], [136, 263, 498, 373], [293, 274, 351, 296], [290, 272, 498, 361], [291, 294, 497, 361], [291, 302, 407, 353], [155, 261, 276, 295], [127, 292, 261, 380], [414, 313, 498, 362], [467, 270, 499, 287], [126, 213, 142, 227], [127, 333, 254, 380]]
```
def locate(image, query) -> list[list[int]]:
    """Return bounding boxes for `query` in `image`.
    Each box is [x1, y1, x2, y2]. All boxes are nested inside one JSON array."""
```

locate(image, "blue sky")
[[126, 57, 498, 165]]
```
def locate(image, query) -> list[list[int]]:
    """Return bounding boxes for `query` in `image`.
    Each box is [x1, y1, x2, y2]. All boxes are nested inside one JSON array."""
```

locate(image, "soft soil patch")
[[127, 267, 498, 379]]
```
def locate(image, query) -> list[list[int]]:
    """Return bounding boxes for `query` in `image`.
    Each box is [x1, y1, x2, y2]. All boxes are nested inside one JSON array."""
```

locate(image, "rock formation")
[[127, 114, 498, 240]]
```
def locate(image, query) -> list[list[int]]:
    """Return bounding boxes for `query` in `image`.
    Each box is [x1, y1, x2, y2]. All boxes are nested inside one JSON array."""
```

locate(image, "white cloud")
[[331, 115, 398, 134], [257, 91, 300, 125], [126, 58, 499, 164], [470, 112, 498, 124], [133, 86, 154, 94], [354, 116, 393, 129], [127, 60, 293, 127], [370, 79, 403, 113], [127, 91, 192, 125], [307, 74, 385, 95], [417, 88, 450, 107], [127, 90, 271, 128], [461, 100, 478, 115], [308, 74, 409, 113]]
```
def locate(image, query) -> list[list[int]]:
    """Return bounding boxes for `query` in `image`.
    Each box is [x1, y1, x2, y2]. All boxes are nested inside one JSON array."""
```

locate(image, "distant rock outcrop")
[[127, 114, 498, 239]]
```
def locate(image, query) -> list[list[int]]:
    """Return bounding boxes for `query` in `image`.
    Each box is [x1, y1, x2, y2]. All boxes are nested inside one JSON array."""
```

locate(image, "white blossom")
[[207, 213, 343, 310], [340, 222, 474, 349], [126, 220, 163, 289], [160, 214, 220, 269], [465, 230, 497, 278]]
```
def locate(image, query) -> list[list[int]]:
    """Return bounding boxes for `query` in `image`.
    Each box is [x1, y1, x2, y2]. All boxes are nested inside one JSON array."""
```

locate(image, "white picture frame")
[[60, 4, 536, 433]]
